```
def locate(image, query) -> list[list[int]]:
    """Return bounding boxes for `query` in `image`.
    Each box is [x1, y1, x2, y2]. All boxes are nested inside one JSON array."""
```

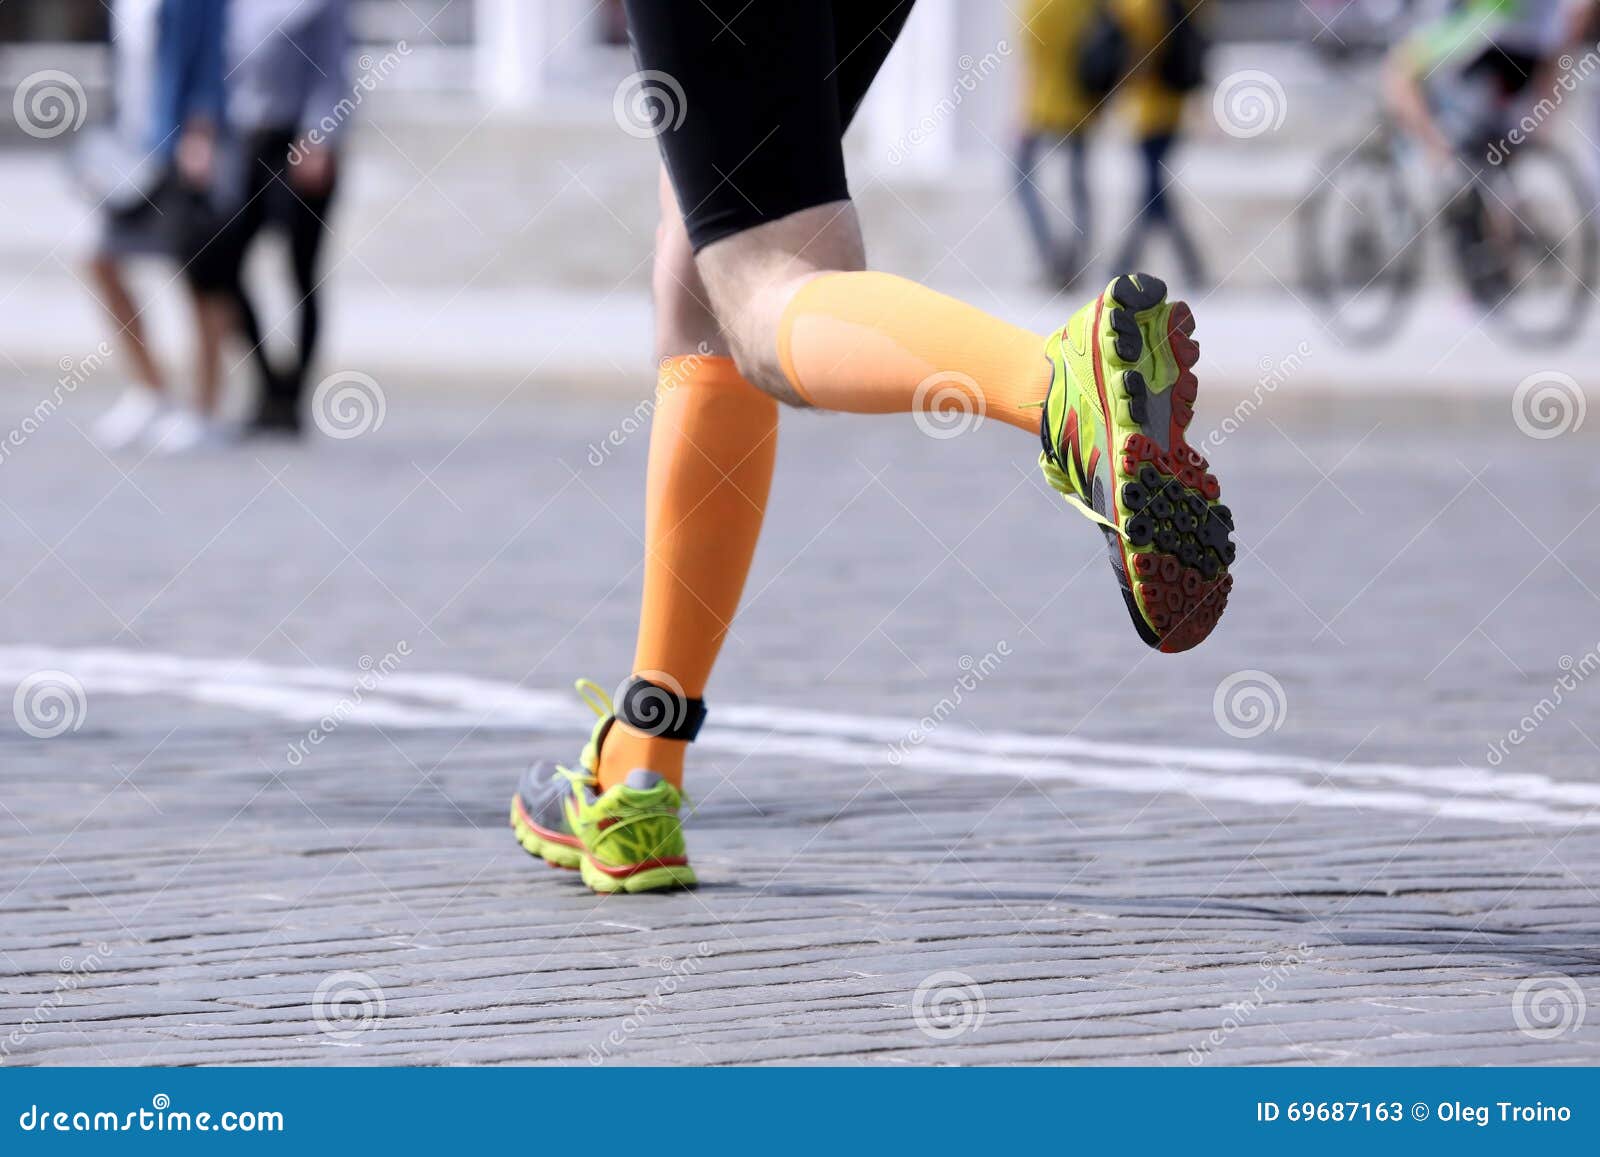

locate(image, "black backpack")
[[1078, 3, 1129, 100], [1157, 0, 1208, 93]]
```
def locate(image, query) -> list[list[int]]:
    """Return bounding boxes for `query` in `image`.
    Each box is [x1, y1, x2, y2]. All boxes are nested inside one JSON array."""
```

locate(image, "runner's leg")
[[595, 173, 777, 790]]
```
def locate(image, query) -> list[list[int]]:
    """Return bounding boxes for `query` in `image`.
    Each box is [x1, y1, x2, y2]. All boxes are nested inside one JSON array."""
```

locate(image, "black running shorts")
[[621, 0, 914, 252]]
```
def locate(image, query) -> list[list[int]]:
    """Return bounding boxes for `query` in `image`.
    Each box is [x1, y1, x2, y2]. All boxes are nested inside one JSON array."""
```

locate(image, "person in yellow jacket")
[[1014, 0, 1105, 286], [1110, 0, 1209, 286]]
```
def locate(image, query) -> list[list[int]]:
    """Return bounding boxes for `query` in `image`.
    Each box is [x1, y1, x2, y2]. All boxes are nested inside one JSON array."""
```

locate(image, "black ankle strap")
[[616, 675, 706, 742]]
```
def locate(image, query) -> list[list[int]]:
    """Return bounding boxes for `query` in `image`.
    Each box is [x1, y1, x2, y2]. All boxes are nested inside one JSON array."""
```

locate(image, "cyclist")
[[1384, 0, 1575, 165]]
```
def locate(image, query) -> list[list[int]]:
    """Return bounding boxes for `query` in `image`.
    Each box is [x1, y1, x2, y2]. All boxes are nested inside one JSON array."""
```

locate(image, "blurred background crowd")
[[1, 0, 1597, 451]]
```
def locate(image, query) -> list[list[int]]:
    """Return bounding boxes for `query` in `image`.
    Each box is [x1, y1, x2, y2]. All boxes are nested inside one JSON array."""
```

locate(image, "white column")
[[860, 0, 960, 175], [475, 0, 549, 109]]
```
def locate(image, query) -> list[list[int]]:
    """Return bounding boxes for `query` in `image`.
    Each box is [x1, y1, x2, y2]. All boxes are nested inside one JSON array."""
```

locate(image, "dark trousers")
[[1015, 133, 1091, 282], [188, 128, 337, 406], [1113, 133, 1206, 285]]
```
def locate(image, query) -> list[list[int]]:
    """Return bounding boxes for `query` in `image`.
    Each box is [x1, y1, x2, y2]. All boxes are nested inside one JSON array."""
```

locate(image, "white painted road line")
[[2, 646, 1595, 829]]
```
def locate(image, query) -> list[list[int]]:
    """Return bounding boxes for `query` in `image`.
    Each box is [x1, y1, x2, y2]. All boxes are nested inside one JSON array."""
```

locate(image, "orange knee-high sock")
[[776, 271, 1052, 432], [597, 355, 778, 791]]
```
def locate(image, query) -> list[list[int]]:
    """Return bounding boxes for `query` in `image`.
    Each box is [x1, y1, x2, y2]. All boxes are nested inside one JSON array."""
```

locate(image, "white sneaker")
[[144, 409, 224, 455], [92, 386, 168, 451]]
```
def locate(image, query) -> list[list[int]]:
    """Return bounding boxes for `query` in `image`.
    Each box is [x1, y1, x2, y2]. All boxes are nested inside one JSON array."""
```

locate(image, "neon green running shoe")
[[1039, 273, 1235, 653], [509, 679, 697, 894]]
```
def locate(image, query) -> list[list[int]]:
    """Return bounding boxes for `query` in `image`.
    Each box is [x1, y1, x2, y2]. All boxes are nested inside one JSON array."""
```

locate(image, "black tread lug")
[[1109, 308, 1142, 361], [1111, 273, 1167, 312]]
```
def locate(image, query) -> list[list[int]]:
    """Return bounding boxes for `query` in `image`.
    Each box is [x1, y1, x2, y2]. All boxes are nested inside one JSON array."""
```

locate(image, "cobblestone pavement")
[[1, 381, 1598, 1065]]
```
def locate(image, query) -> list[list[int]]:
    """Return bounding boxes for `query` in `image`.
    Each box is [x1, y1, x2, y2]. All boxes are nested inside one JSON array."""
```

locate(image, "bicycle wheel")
[[1298, 137, 1424, 345], [1476, 142, 1597, 346]]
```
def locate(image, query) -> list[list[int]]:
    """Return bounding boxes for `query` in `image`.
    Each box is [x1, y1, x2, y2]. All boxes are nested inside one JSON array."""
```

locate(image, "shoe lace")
[[1039, 451, 1119, 533], [573, 677, 613, 719], [557, 676, 693, 813]]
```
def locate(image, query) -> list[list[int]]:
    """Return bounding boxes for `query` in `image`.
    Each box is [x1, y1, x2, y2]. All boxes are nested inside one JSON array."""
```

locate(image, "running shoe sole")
[[1090, 274, 1234, 653], [510, 794, 583, 870]]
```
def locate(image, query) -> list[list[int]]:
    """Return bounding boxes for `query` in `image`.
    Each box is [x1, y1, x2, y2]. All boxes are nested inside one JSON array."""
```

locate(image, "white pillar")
[[861, 0, 960, 175], [476, 0, 549, 109]]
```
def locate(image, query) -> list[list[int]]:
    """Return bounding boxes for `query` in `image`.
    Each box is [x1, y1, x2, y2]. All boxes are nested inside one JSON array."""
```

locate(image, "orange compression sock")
[[775, 271, 1052, 433], [596, 355, 778, 790]]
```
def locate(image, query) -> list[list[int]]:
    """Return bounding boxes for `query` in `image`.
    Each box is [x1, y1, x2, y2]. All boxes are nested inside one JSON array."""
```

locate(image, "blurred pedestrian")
[[1014, 0, 1111, 286], [1110, 0, 1210, 289], [85, 0, 229, 452], [202, 0, 350, 437]]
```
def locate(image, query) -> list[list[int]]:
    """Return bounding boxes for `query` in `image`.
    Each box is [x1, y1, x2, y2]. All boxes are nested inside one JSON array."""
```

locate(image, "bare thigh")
[[653, 168, 728, 361]]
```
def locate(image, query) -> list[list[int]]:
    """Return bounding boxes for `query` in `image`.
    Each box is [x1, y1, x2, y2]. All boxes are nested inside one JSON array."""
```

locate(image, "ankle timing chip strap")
[[616, 676, 707, 742]]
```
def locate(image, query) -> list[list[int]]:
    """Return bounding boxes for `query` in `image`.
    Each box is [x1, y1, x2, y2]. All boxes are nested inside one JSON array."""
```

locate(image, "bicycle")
[[1297, 112, 1597, 347]]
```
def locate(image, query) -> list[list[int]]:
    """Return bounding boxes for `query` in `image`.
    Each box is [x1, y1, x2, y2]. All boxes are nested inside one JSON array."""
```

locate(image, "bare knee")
[[693, 201, 867, 405]]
